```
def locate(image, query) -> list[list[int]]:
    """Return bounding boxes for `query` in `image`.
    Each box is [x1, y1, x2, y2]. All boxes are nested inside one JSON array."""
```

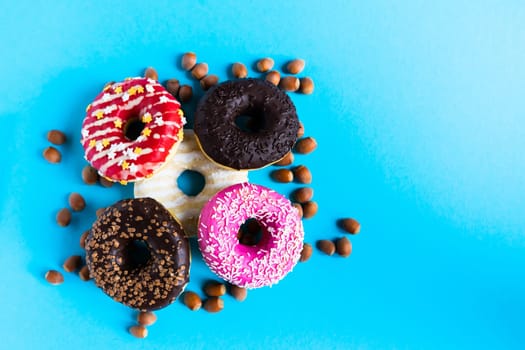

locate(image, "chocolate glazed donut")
[[85, 198, 190, 311], [194, 78, 299, 170]]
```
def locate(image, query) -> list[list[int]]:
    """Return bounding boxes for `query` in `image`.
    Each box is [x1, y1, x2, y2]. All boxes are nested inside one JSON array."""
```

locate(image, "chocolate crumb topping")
[[85, 198, 190, 311]]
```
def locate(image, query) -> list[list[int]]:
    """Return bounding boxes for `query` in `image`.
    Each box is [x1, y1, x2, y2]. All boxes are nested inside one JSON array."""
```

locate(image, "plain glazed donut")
[[81, 77, 186, 183], [85, 197, 190, 311], [194, 79, 299, 170], [198, 183, 304, 288], [134, 129, 248, 236]]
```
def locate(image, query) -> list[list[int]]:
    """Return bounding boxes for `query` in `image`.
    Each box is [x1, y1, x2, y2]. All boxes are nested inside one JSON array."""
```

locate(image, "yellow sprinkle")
[[102, 139, 110, 147], [128, 87, 137, 96], [142, 113, 152, 123], [86, 104, 92, 112], [134, 147, 142, 154], [114, 86, 122, 94], [121, 160, 129, 170], [95, 110, 104, 120], [114, 119, 123, 128], [137, 86, 144, 93], [145, 173, 153, 179], [142, 128, 151, 137], [89, 140, 96, 147], [177, 109, 184, 117], [119, 180, 128, 185]]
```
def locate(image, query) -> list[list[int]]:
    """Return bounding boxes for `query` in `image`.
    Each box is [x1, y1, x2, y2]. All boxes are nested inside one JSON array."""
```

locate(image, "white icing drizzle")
[[134, 130, 248, 236]]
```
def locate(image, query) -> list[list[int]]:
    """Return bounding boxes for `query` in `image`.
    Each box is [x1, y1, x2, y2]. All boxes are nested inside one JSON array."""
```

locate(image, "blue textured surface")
[[1, 1, 525, 349]]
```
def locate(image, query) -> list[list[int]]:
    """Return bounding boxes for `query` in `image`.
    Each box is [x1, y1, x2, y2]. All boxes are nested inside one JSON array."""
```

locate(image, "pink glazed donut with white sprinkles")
[[198, 182, 304, 288]]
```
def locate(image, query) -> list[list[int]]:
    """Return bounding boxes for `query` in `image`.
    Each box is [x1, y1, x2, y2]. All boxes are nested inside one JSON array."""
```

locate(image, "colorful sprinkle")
[[142, 113, 152, 123], [155, 116, 164, 126], [95, 110, 104, 120], [114, 119, 123, 128]]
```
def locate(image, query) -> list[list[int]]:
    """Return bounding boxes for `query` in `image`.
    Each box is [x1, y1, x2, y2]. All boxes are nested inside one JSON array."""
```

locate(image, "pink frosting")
[[198, 183, 304, 288]]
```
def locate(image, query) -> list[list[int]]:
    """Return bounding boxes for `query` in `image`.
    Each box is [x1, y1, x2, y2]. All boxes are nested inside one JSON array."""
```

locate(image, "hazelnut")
[[273, 152, 294, 166], [336, 237, 352, 257], [191, 63, 208, 80], [279, 76, 300, 92], [256, 58, 274, 72], [144, 67, 158, 81], [339, 218, 361, 234], [137, 311, 157, 326], [129, 325, 148, 338], [47, 130, 67, 145], [203, 281, 226, 297], [232, 63, 248, 78], [286, 59, 305, 74], [183, 291, 202, 311], [316, 240, 335, 256], [271, 169, 293, 183], [300, 243, 313, 262], [181, 52, 197, 71], [203, 297, 224, 313], [45, 270, 64, 285], [43, 147, 61, 163], [265, 70, 281, 86], [294, 137, 317, 154], [302, 201, 318, 219], [299, 77, 314, 94], [200, 74, 219, 91]]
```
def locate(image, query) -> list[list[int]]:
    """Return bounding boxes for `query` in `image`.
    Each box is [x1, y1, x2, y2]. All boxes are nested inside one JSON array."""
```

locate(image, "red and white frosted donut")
[[81, 77, 186, 183], [198, 183, 304, 288]]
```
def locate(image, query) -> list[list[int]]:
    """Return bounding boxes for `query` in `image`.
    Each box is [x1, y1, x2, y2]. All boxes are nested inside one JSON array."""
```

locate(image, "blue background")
[[1, 1, 524, 349]]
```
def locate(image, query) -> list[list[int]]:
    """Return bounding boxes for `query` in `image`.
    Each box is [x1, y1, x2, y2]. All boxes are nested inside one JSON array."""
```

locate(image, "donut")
[[198, 183, 304, 288], [194, 78, 299, 170], [134, 129, 248, 236], [81, 77, 186, 183], [85, 197, 190, 311]]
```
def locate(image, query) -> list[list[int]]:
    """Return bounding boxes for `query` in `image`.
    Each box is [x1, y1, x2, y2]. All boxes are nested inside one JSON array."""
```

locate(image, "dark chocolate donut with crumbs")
[[85, 197, 190, 311], [194, 78, 299, 170]]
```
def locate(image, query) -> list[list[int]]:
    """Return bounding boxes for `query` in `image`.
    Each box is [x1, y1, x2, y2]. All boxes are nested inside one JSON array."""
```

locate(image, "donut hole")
[[124, 117, 146, 140], [177, 170, 206, 197], [123, 239, 152, 270], [234, 109, 265, 133], [237, 218, 263, 246]]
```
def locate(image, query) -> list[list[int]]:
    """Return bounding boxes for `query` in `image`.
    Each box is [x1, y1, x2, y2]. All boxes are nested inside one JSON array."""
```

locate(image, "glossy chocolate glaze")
[[194, 79, 299, 170]]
